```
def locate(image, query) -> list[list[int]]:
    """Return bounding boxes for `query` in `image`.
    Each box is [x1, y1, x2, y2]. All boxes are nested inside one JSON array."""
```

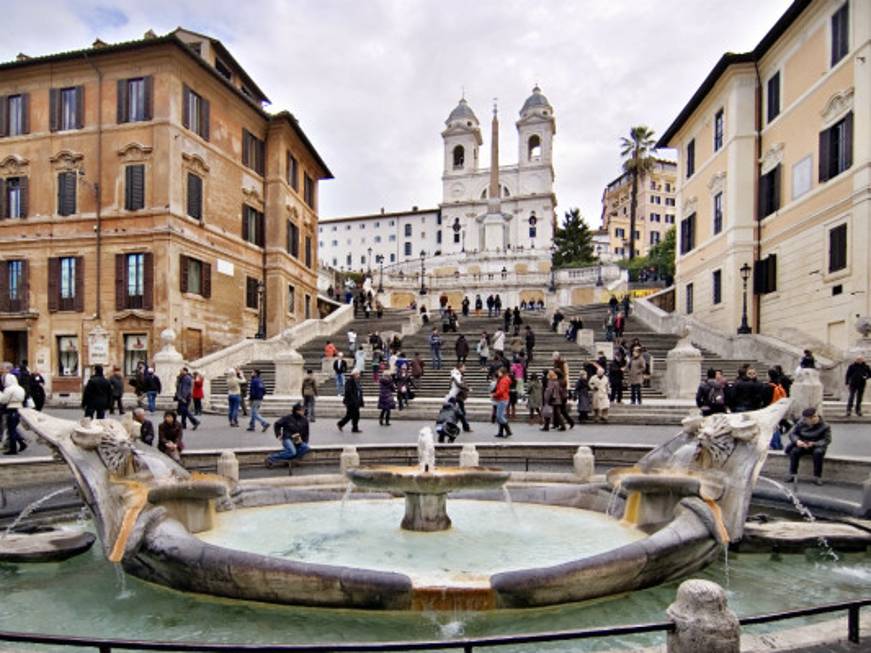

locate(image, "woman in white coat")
[[588, 366, 612, 422]]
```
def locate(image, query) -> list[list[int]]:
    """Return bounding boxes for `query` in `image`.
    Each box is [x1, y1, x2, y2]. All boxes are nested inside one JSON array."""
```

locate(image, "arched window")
[[528, 212, 537, 239], [452, 145, 465, 169], [528, 134, 542, 160]]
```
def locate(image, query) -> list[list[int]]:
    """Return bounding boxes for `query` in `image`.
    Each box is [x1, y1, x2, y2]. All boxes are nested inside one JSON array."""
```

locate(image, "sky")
[[2, 0, 794, 226]]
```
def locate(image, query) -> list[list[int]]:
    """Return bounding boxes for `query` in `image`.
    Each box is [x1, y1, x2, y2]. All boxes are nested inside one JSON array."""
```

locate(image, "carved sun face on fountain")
[[693, 413, 760, 470]]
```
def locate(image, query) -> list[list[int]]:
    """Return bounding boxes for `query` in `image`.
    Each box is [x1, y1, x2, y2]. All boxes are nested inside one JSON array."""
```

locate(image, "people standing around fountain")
[[144, 367, 161, 414], [132, 407, 155, 446], [492, 328, 505, 358], [246, 370, 270, 433], [429, 328, 443, 370], [225, 367, 242, 427], [526, 372, 542, 423], [333, 352, 348, 397], [627, 348, 646, 406], [844, 355, 870, 417], [157, 410, 184, 463], [82, 365, 113, 420], [0, 373, 26, 455], [574, 370, 592, 422], [492, 367, 512, 438], [486, 294, 495, 317], [174, 368, 200, 431], [784, 407, 831, 486], [300, 369, 318, 422], [266, 402, 310, 468], [378, 371, 396, 426], [475, 294, 483, 315], [696, 368, 727, 416], [541, 370, 564, 431], [455, 334, 469, 364], [448, 362, 471, 432], [337, 369, 364, 433], [477, 332, 490, 368], [589, 367, 611, 422], [192, 372, 205, 416]]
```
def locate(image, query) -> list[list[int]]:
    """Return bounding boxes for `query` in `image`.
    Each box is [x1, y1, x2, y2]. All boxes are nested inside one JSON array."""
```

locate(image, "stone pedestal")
[[665, 331, 703, 400], [459, 444, 479, 468], [576, 329, 595, 350], [153, 329, 185, 398], [274, 350, 305, 395], [403, 493, 450, 531], [217, 451, 239, 482], [321, 356, 335, 377], [340, 446, 360, 472], [789, 368, 824, 421], [667, 579, 740, 653], [573, 446, 594, 480]]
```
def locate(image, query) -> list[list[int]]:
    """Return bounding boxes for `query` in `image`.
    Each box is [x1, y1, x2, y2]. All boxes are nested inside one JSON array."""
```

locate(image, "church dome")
[[520, 86, 552, 116], [446, 98, 479, 126]]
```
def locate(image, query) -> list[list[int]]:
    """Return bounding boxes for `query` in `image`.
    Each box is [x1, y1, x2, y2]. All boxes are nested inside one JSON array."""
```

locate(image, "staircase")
[[209, 361, 277, 395]]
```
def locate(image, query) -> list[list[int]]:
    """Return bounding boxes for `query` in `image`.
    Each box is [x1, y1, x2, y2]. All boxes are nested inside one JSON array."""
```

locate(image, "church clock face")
[[450, 182, 465, 198], [452, 218, 461, 233]]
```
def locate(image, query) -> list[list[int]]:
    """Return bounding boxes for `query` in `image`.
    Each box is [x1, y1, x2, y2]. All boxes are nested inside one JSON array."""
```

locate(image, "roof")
[[446, 98, 478, 125], [321, 207, 440, 224], [657, 0, 812, 148], [520, 85, 551, 115], [272, 111, 333, 179]]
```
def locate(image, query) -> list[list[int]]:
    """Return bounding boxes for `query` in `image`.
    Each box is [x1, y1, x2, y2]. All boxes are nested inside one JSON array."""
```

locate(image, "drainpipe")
[[752, 62, 762, 334], [261, 135, 268, 337], [84, 53, 104, 323]]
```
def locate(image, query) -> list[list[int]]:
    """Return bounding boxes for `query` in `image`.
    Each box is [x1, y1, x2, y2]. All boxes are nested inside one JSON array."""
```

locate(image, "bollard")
[[667, 579, 740, 653], [216, 451, 239, 483], [459, 444, 479, 468], [573, 446, 595, 481], [340, 446, 360, 472]]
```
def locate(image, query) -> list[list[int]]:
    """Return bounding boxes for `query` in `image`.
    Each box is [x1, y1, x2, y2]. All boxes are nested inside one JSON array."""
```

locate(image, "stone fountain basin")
[[0, 526, 96, 563], [346, 466, 511, 494], [147, 481, 228, 504]]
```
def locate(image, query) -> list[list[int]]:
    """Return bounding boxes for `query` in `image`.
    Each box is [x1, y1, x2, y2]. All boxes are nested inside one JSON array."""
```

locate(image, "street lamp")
[[737, 262, 752, 334], [548, 244, 557, 293], [255, 280, 266, 339], [367, 247, 373, 275], [419, 250, 427, 295], [375, 254, 384, 293]]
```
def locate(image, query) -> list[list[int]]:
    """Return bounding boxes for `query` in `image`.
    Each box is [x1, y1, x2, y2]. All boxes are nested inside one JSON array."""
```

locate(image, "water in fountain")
[[757, 476, 839, 561], [501, 487, 518, 522], [133, 448, 173, 481], [339, 482, 354, 517], [722, 544, 731, 589], [605, 484, 621, 518], [112, 562, 132, 600], [2, 487, 74, 538], [418, 427, 436, 473]]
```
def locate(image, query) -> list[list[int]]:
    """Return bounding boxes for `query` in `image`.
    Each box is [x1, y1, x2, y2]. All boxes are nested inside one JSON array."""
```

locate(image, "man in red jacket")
[[492, 367, 512, 438]]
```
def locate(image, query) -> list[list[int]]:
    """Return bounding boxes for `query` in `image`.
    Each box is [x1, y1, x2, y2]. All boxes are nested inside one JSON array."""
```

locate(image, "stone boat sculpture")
[[19, 400, 789, 611]]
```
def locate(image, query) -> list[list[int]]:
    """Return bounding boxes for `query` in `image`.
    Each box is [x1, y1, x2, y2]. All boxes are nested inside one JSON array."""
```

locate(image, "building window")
[[819, 112, 853, 182], [650, 213, 660, 222], [215, 58, 232, 81], [753, 255, 777, 295], [1, 260, 26, 312], [686, 139, 695, 178], [665, 182, 672, 192], [54, 86, 83, 131], [529, 225, 537, 239], [304, 174, 316, 209], [331, 240, 337, 246], [828, 223, 847, 273], [288, 285, 295, 313], [287, 153, 299, 191], [389, 253, 395, 263], [242, 129, 265, 175], [375, 235, 382, 244], [452, 145, 465, 169], [2, 94, 29, 137], [57, 336, 79, 377], [649, 180, 657, 191], [346, 254, 351, 266], [180, 255, 211, 298], [404, 242, 412, 256], [686, 283, 694, 314], [305, 294, 311, 319], [713, 192, 723, 235], [389, 235, 396, 242], [766, 72, 780, 123], [115, 252, 152, 311], [404, 224, 412, 237], [182, 85, 210, 140], [243, 205, 265, 247], [245, 276, 259, 309], [615, 227, 625, 238], [287, 221, 300, 257], [712, 270, 722, 305], [48, 257, 83, 312], [650, 231, 660, 245], [57, 171, 77, 216], [2, 176, 28, 218], [665, 214, 675, 224], [679, 213, 696, 255], [831, 3, 849, 67], [117, 77, 152, 123], [713, 109, 724, 151], [759, 165, 781, 218], [60, 257, 76, 302], [665, 197, 675, 207], [305, 236, 312, 268], [123, 334, 149, 377], [127, 253, 144, 304], [124, 164, 145, 211], [187, 173, 203, 220]]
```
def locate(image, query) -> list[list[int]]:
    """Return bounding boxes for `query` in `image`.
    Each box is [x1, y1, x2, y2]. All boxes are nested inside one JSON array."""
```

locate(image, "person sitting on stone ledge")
[[158, 410, 184, 464], [784, 407, 831, 486], [266, 402, 310, 468], [133, 408, 154, 446]]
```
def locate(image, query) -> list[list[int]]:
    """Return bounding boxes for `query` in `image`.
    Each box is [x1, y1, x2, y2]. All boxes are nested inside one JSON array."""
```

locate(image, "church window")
[[404, 224, 412, 237], [528, 134, 541, 160], [404, 242, 412, 256], [452, 145, 465, 169]]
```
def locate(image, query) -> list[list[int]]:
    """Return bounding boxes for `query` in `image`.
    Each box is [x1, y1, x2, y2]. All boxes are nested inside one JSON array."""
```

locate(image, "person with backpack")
[[696, 368, 727, 416]]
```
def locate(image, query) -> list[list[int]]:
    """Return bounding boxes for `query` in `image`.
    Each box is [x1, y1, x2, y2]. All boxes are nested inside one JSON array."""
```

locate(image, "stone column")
[[273, 350, 305, 396], [340, 446, 360, 472], [573, 446, 595, 480], [459, 444, 479, 468], [217, 451, 239, 483], [152, 329, 185, 399], [665, 329, 702, 400], [667, 579, 740, 653], [789, 368, 824, 421]]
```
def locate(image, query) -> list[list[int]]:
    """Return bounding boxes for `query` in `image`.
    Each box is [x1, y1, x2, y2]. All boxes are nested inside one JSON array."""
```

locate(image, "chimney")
[[412, 206, 418, 212], [143, 29, 158, 40], [380, 207, 385, 214], [16, 53, 31, 61], [92, 39, 108, 49]]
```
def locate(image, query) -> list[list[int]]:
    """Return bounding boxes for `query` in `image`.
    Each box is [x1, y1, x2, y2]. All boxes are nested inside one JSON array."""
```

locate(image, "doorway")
[[1, 330, 28, 365], [184, 328, 203, 361]]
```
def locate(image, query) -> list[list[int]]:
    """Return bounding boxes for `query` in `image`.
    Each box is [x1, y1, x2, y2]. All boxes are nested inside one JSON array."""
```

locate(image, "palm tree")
[[620, 126, 657, 260]]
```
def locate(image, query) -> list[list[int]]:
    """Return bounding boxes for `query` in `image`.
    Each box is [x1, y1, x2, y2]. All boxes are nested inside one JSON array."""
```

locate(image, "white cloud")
[[2, 0, 793, 225]]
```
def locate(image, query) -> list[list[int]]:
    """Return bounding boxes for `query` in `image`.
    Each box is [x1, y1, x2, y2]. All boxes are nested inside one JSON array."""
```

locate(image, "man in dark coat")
[[266, 403, 310, 467], [337, 369, 364, 433], [82, 365, 113, 419], [174, 367, 200, 430], [784, 407, 831, 485], [845, 355, 870, 417], [524, 326, 536, 364]]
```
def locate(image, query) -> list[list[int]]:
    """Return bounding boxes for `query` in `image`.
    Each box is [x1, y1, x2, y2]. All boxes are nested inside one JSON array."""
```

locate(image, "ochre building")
[[0, 28, 331, 392]]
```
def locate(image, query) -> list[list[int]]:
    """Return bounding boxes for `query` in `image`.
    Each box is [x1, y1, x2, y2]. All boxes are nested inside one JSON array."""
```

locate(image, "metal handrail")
[[0, 598, 867, 652]]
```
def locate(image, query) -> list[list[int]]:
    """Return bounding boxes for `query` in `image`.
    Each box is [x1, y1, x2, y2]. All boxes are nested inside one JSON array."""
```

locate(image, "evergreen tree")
[[552, 208, 596, 268]]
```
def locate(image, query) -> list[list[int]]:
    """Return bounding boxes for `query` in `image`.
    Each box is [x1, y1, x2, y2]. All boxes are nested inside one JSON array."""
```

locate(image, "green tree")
[[552, 208, 596, 268], [620, 125, 657, 260], [618, 227, 675, 282]]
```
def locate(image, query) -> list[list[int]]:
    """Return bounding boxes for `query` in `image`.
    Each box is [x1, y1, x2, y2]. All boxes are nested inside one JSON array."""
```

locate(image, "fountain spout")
[[418, 427, 436, 473]]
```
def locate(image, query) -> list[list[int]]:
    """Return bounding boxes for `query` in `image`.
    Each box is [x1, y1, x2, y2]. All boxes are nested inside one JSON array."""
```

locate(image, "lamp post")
[[419, 250, 427, 295], [737, 262, 752, 334], [367, 247, 373, 275], [255, 280, 266, 339], [596, 263, 604, 287], [548, 244, 557, 293], [376, 254, 384, 293]]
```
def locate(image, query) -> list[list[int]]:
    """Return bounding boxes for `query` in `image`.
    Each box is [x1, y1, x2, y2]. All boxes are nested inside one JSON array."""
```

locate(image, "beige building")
[[659, 0, 869, 355], [600, 159, 677, 259], [0, 28, 331, 392]]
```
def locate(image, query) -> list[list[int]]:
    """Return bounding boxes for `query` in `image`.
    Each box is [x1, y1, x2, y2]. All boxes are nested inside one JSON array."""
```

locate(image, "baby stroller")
[[435, 398, 462, 443]]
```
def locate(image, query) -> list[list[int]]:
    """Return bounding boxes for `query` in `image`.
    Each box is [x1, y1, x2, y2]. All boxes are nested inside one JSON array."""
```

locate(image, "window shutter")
[[772, 165, 781, 212], [143, 75, 153, 121], [117, 79, 128, 123], [200, 97, 210, 141], [818, 129, 830, 182], [753, 260, 764, 295], [49, 88, 60, 132], [242, 130, 250, 167], [257, 211, 265, 247], [202, 261, 212, 298], [0, 262, 8, 312], [182, 85, 190, 129], [115, 253, 126, 310], [143, 252, 154, 310], [124, 166, 133, 210], [757, 172, 768, 218], [187, 173, 202, 220], [257, 139, 265, 175], [20, 93, 30, 134], [75, 85, 85, 129], [21, 259, 29, 311], [767, 254, 777, 293], [0, 96, 7, 137], [180, 255, 189, 293], [0, 179, 6, 219], [843, 112, 853, 171], [242, 205, 249, 241], [126, 165, 144, 211], [74, 256, 84, 312], [19, 177, 28, 218], [48, 258, 59, 312]]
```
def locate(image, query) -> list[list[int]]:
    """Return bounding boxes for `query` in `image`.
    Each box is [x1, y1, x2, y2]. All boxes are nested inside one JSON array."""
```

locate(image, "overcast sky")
[[3, 0, 793, 226]]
